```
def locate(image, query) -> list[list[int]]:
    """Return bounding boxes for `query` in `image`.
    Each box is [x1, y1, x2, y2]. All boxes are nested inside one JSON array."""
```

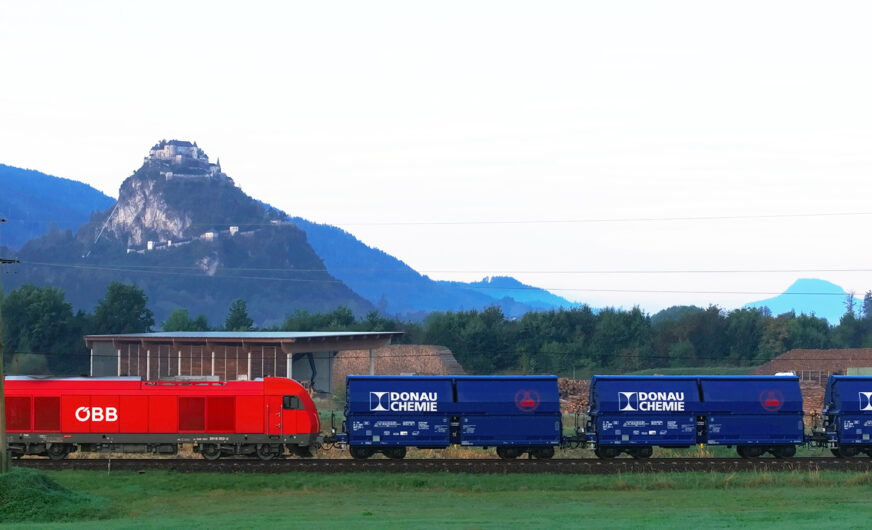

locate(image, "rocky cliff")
[[4, 141, 373, 326]]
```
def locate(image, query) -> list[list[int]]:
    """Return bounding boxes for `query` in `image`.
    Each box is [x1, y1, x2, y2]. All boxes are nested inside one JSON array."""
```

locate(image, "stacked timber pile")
[[558, 378, 589, 413], [800, 381, 826, 414], [332, 345, 465, 390]]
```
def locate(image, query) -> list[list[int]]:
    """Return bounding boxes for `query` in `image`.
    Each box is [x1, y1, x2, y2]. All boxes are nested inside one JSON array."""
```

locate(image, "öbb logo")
[[75, 407, 118, 422], [618, 391, 685, 412], [369, 391, 438, 412]]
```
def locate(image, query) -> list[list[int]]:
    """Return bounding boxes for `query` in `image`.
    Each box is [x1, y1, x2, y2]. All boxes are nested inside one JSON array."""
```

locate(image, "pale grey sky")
[[2, 1, 871, 312]]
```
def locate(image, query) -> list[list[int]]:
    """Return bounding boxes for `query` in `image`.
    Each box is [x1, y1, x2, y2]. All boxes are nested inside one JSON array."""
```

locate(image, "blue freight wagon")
[[815, 375, 872, 457], [340, 375, 562, 459], [586, 375, 804, 458]]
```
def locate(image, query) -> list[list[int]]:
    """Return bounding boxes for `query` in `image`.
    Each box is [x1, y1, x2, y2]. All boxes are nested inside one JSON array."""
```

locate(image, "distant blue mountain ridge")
[[0, 164, 114, 248], [287, 217, 577, 318], [744, 278, 859, 324]]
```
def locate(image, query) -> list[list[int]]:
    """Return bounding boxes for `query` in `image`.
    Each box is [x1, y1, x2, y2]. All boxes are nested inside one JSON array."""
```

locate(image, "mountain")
[[0, 164, 114, 248], [2, 141, 577, 323], [744, 278, 859, 324], [288, 217, 577, 318], [2, 141, 373, 326]]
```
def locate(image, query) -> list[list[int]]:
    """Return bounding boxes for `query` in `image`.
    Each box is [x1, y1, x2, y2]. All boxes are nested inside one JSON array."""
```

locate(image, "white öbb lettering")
[[75, 406, 118, 422]]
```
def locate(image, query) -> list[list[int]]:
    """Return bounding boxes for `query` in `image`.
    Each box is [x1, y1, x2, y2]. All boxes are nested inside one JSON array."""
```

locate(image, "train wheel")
[[531, 446, 555, 459], [838, 446, 860, 458], [46, 443, 70, 460], [497, 447, 521, 459], [831, 448, 844, 458], [741, 446, 763, 458], [256, 444, 276, 461], [200, 444, 221, 461], [629, 446, 653, 459], [350, 446, 373, 460], [773, 445, 796, 459], [385, 447, 407, 460], [594, 447, 620, 459], [289, 444, 314, 458]]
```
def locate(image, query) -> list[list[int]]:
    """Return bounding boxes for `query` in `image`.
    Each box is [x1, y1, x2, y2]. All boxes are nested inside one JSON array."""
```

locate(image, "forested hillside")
[[0, 164, 114, 248]]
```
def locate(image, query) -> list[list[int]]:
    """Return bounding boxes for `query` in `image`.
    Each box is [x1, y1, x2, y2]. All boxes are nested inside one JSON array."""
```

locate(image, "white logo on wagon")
[[75, 406, 118, 422], [369, 391, 438, 412], [859, 392, 872, 411], [618, 391, 685, 412]]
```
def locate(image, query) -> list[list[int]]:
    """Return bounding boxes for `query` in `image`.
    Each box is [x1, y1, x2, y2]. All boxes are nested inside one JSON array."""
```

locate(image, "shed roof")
[[85, 331, 404, 354]]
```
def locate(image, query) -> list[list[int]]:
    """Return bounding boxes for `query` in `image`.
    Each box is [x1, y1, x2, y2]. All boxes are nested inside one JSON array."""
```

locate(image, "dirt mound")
[[0, 468, 108, 523]]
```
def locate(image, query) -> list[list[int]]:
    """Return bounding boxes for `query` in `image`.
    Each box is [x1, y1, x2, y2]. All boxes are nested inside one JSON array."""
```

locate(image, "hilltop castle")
[[145, 139, 224, 180]]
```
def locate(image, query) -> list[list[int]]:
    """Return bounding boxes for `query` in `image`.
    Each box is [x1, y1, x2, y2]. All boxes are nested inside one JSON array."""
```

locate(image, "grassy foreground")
[[3, 469, 872, 528]]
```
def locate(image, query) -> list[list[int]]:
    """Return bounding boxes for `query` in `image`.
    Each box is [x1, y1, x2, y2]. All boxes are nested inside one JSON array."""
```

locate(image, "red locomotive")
[[4, 376, 321, 460]]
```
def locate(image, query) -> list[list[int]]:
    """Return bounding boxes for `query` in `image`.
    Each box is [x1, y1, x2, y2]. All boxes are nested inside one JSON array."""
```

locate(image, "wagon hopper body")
[[817, 375, 872, 457], [586, 375, 804, 458], [342, 375, 561, 459]]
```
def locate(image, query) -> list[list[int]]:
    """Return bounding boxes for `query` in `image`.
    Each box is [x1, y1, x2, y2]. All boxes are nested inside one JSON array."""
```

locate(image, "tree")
[[0, 284, 86, 373], [864, 291, 872, 319], [845, 291, 857, 318], [92, 282, 155, 334], [163, 308, 210, 332], [225, 299, 254, 331]]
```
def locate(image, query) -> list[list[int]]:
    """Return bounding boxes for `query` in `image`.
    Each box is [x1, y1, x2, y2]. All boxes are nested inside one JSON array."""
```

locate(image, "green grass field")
[[4, 469, 872, 529]]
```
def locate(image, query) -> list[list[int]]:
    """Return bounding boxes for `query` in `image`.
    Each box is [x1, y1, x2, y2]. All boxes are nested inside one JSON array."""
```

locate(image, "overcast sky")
[[2, 1, 871, 313]]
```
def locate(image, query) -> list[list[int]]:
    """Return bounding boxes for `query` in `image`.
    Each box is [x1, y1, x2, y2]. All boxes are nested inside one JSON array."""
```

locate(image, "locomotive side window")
[[283, 395, 303, 410], [179, 397, 206, 431], [34, 396, 61, 431], [6, 396, 32, 431]]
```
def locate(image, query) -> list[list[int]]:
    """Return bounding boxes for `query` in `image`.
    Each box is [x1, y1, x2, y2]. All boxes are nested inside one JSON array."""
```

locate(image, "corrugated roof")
[[85, 331, 403, 341]]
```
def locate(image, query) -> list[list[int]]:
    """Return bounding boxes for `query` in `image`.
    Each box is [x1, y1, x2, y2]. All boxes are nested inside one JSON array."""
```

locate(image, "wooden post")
[[0, 218, 14, 473], [0, 307, 8, 473]]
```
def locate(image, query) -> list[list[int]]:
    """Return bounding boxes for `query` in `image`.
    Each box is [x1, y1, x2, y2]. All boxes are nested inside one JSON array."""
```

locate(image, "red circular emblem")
[[759, 389, 784, 412], [515, 389, 540, 412]]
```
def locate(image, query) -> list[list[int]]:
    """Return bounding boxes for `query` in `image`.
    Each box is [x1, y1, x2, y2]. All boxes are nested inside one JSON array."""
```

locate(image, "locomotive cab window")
[[283, 395, 303, 410]]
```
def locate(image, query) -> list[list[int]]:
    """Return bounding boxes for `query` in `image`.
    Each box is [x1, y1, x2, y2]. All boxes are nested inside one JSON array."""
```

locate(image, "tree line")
[[4, 282, 872, 376]]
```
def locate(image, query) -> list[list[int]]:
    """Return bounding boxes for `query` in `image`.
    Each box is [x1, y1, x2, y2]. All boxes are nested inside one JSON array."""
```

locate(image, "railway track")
[[15, 457, 872, 474]]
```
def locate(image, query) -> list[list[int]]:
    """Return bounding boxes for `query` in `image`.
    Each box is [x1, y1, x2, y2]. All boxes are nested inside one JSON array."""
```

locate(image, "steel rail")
[[13, 457, 872, 474]]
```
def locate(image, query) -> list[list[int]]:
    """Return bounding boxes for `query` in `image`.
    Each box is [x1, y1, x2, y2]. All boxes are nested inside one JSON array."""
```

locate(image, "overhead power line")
[[4, 210, 872, 227], [16, 261, 872, 275], [10, 260, 862, 297]]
